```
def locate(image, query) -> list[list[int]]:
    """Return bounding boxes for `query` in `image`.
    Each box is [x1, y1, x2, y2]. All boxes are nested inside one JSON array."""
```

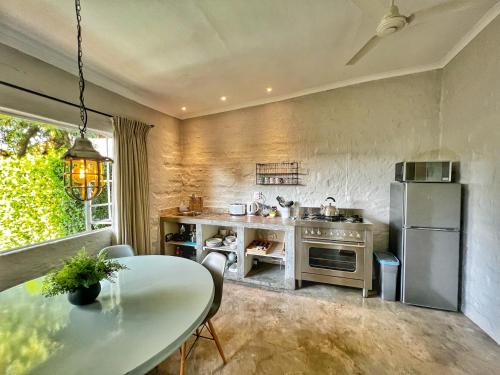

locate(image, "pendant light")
[[62, 0, 112, 201]]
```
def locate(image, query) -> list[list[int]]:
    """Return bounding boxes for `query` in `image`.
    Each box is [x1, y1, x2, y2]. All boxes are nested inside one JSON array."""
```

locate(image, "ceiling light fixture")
[[181, 106, 187, 111], [266, 87, 273, 93], [62, 0, 112, 202], [220, 96, 227, 101]]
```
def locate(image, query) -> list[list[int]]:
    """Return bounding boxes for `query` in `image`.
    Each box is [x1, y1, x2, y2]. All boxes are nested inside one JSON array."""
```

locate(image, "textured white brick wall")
[[440, 16, 500, 344], [147, 116, 182, 251], [180, 71, 443, 250]]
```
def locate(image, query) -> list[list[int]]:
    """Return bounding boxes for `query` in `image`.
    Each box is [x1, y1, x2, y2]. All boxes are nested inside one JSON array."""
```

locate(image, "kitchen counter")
[[159, 209, 374, 292], [159, 211, 297, 230], [159, 209, 297, 290], [159, 211, 374, 230]]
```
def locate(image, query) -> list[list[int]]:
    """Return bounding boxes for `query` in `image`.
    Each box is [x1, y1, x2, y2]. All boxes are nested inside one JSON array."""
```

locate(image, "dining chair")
[[179, 252, 227, 375], [98, 244, 135, 259]]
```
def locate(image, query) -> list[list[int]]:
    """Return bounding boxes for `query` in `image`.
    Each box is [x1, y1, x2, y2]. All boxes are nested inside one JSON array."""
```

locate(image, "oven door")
[[301, 239, 365, 280]]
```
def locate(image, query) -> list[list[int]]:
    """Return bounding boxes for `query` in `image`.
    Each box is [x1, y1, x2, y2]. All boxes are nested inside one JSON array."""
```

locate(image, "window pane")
[[0, 113, 112, 252]]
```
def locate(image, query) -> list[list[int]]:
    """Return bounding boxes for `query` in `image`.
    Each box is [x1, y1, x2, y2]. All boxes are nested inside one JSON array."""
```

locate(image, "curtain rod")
[[0, 80, 154, 128]]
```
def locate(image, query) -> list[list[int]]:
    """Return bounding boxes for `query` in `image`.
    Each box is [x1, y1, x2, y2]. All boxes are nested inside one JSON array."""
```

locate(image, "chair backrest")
[[99, 244, 135, 259], [201, 252, 227, 320]]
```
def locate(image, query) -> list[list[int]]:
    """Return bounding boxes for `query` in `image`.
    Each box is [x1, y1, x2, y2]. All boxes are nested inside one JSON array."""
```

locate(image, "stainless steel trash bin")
[[375, 251, 400, 301]]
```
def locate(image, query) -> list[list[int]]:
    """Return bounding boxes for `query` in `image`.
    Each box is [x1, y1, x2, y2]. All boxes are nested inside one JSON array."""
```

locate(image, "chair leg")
[[179, 342, 187, 375], [207, 319, 227, 364]]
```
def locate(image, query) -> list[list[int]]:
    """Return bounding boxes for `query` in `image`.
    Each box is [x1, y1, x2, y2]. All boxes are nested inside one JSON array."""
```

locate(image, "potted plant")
[[42, 249, 127, 306]]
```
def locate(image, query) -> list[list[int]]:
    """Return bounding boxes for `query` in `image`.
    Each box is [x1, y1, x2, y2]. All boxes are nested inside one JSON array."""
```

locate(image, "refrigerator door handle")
[[404, 226, 459, 232]]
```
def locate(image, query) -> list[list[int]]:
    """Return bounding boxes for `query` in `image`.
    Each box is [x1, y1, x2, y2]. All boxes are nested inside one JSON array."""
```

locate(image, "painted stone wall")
[[440, 16, 500, 344], [180, 71, 443, 250]]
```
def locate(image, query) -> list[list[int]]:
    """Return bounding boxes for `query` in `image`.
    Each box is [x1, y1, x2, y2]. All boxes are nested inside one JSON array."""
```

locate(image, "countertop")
[[159, 211, 374, 230], [160, 212, 297, 229]]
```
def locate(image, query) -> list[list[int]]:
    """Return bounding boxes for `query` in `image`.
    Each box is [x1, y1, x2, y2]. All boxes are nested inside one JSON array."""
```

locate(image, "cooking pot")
[[321, 197, 337, 217]]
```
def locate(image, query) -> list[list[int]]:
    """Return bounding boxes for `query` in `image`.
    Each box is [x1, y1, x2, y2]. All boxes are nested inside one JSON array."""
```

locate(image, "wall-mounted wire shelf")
[[256, 161, 300, 185]]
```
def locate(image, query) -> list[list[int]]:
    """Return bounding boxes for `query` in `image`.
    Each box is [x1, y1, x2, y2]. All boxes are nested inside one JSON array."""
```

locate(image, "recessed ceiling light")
[[266, 87, 273, 93], [181, 106, 187, 111], [220, 96, 227, 101]]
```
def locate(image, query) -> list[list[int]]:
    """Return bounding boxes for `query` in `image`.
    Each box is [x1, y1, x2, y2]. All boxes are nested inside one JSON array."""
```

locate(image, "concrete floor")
[[158, 282, 500, 374]]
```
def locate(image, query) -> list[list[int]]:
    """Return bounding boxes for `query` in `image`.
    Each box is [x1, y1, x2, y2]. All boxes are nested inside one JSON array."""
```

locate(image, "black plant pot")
[[68, 282, 101, 306]]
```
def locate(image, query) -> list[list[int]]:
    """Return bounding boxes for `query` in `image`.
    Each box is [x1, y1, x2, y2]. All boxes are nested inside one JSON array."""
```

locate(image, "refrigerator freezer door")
[[405, 183, 461, 229], [403, 228, 459, 310]]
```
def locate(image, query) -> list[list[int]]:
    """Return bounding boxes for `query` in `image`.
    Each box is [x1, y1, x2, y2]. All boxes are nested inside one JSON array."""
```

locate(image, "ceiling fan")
[[346, 0, 475, 65]]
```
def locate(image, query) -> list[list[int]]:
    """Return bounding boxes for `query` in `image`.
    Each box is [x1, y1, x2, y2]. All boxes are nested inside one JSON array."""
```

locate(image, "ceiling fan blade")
[[346, 35, 380, 65], [407, 0, 477, 25]]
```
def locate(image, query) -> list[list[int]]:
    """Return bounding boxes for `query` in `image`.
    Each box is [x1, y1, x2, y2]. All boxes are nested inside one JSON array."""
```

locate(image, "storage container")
[[375, 251, 400, 301]]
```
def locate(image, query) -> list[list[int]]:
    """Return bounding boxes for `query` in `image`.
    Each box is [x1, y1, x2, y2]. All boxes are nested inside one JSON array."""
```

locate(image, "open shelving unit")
[[242, 227, 287, 289], [244, 262, 286, 289], [203, 245, 236, 253], [200, 224, 241, 281], [167, 240, 197, 247], [160, 216, 295, 290]]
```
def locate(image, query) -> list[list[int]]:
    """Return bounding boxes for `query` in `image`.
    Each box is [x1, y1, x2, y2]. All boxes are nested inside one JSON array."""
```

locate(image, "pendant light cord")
[[75, 0, 87, 138]]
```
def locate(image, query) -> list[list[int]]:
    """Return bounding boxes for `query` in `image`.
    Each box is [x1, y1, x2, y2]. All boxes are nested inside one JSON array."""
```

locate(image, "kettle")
[[246, 201, 260, 215], [321, 197, 337, 217]]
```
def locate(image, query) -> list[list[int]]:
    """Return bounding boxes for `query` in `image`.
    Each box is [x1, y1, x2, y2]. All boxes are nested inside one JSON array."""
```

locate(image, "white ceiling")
[[1, 0, 499, 119]]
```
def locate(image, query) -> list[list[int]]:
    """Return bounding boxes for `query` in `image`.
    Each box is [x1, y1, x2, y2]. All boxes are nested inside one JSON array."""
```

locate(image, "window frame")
[[0, 107, 114, 254]]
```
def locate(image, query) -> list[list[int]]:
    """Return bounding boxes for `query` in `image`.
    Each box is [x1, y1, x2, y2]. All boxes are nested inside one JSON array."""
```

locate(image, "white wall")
[[0, 230, 112, 291], [0, 43, 181, 288], [440, 16, 500, 344], [180, 71, 443, 250]]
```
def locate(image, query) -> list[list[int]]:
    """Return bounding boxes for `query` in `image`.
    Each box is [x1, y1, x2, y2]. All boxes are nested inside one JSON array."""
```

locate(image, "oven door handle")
[[302, 240, 365, 248]]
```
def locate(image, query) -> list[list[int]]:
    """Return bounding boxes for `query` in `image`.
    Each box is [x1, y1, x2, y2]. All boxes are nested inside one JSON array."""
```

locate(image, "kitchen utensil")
[[206, 238, 223, 247], [279, 206, 291, 219], [228, 263, 238, 273], [277, 196, 294, 208], [246, 201, 259, 215], [228, 203, 246, 216], [227, 252, 237, 264], [320, 197, 337, 217], [276, 196, 285, 207], [225, 235, 236, 243]]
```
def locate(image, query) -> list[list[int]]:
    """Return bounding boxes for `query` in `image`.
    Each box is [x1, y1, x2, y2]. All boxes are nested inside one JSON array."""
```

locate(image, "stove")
[[301, 213, 363, 223], [297, 207, 373, 297]]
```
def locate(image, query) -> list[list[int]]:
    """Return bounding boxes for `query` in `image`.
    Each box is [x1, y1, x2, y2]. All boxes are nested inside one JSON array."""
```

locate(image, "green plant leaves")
[[41, 249, 127, 297]]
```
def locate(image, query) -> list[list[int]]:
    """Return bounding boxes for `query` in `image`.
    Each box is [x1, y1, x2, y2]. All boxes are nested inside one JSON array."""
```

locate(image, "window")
[[0, 113, 113, 252], [87, 137, 113, 229]]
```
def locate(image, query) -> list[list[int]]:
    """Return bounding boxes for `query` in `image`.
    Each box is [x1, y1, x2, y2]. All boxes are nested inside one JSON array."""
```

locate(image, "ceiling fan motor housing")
[[376, 5, 407, 37]]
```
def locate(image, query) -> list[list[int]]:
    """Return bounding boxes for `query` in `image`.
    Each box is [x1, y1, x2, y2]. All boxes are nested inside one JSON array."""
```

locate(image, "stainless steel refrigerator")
[[389, 182, 461, 311]]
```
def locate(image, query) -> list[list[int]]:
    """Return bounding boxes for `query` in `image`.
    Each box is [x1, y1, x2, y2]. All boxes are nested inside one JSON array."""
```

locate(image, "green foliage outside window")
[[0, 114, 87, 252]]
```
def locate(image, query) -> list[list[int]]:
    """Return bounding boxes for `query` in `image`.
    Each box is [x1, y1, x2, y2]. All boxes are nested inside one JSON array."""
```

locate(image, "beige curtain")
[[113, 116, 151, 254]]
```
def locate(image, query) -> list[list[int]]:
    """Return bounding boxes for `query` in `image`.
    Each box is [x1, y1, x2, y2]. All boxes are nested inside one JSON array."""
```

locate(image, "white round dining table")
[[0, 255, 214, 374]]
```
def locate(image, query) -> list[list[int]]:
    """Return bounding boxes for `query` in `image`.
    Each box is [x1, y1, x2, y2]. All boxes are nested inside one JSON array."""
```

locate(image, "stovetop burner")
[[301, 213, 363, 223]]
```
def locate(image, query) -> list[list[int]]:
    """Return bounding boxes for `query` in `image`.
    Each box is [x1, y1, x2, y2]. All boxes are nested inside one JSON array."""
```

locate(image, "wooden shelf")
[[166, 241, 197, 247], [246, 242, 285, 260]]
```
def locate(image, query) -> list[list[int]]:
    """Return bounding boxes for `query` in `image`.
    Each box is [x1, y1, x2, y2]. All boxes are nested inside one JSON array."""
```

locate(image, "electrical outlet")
[[253, 191, 263, 201]]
